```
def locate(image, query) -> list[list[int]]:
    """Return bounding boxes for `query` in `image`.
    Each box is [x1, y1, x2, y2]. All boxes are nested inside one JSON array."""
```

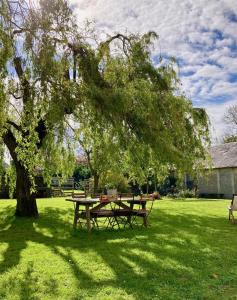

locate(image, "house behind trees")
[[198, 142, 237, 199]]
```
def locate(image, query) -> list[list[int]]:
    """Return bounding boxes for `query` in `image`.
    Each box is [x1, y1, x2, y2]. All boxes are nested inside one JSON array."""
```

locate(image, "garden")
[[1, 1, 236, 299]]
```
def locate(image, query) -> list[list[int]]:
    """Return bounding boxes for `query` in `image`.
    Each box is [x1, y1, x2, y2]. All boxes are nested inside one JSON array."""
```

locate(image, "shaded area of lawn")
[[0, 198, 236, 299]]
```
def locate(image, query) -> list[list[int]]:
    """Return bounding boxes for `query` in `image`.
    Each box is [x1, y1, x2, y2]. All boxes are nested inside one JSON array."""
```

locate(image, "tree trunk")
[[93, 173, 99, 194], [15, 163, 38, 218], [3, 123, 46, 218]]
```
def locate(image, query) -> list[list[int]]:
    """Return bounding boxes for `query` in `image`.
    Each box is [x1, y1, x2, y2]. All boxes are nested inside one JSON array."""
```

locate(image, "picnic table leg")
[[126, 202, 134, 227], [231, 210, 235, 224], [143, 215, 148, 227], [73, 202, 79, 228], [142, 202, 148, 227], [85, 204, 92, 232]]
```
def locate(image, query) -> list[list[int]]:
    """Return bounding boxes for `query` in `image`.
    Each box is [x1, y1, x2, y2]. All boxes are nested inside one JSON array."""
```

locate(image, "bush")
[[73, 165, 91, 183], [99, 171, 130, 193], [178, 189, 196, 198], [166, 189, 196, 199]]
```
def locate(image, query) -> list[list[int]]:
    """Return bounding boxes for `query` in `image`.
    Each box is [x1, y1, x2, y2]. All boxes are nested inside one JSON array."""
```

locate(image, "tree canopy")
[[0, 0, 209, 217]]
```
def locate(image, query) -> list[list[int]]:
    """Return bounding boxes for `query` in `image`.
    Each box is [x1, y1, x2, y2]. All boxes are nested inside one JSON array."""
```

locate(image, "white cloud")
[[210, 81, 237, 97], [70, 0, 237, 143], [218, 56, 237, 73], [192, 65, 228, 80]]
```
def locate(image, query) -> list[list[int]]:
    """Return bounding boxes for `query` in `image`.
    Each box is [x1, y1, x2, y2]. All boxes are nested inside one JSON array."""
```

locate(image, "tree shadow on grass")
[[0, 204, 237, 299], [0, 260, 59, 300]]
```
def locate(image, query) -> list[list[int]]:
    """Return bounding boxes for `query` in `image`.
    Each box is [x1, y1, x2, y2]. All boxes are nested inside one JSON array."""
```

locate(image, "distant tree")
[[223, 135, 237, 143], [75, 125, 124, 193], [0, 0, 210, 217], [223, 104, 237, 143], [73, 165, 91, 184], [224, 104, 237, 128]]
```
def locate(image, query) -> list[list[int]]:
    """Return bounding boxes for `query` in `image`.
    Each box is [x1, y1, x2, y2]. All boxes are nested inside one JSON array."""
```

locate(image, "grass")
[[0, 197, 237, 300]]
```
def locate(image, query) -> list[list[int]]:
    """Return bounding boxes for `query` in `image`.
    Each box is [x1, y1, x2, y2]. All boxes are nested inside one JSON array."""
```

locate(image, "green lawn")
[[0, 198, 236, 300]]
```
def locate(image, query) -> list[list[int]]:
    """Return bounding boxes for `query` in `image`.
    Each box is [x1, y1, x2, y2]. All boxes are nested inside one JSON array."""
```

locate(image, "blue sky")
[[71, 0, 237, 143]]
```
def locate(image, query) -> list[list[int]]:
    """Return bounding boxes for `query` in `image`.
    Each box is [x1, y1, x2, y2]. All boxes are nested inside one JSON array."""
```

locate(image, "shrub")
[[177, 189, 196, 198], [166, 189, 196, 199]]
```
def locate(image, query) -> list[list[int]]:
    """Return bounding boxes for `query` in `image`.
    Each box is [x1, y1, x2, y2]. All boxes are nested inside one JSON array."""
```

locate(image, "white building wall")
[[198, 167, 237, 199]]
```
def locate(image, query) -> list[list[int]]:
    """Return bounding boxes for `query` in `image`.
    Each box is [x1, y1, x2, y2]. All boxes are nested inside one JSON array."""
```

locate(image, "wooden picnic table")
[[66, 197, 153, 232]]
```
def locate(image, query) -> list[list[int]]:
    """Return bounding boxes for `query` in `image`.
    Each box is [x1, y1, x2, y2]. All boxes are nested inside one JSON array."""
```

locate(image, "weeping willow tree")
[[0, 0, 82, 217], [0, 0, 209, 217]]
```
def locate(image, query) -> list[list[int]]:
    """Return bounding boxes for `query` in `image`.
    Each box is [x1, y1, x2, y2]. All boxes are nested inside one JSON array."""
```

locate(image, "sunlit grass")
[[0, 197, 236, 299]]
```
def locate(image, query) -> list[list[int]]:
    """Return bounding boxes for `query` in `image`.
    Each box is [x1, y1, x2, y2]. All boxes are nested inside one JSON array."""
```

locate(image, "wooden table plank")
[[66, 198, 99, 204]]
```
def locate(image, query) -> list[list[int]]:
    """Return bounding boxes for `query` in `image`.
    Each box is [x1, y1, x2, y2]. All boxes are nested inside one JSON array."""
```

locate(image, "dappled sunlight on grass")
[[0, 198, 236, 299]]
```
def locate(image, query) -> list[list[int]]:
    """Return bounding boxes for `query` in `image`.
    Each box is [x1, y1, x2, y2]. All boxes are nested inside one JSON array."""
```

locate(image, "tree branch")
[[13, 56, 24, 78], [104, 33, 132, 46], [6, 120, 21, 131], [9, 90, 23, 100], [13, 56, 30, 104], [9, 102, 21, 117], [2, 129, 18, 163], [35, 119, 47, 149]]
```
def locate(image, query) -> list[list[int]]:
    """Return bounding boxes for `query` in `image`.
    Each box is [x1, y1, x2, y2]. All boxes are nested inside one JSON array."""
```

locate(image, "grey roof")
[[210, 142, 237, 169]]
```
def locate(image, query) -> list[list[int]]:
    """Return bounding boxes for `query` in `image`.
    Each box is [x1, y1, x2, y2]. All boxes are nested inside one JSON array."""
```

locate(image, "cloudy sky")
[[71, 0, 237, 143]]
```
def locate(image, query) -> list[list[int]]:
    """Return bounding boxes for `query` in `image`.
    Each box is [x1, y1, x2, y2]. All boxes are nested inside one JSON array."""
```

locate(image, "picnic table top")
[[66, 198, 100, 204], [66, 197, 155, 205]]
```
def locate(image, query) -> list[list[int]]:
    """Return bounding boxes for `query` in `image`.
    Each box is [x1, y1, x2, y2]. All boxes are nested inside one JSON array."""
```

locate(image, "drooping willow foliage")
[[0, 0, 209, 215]]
